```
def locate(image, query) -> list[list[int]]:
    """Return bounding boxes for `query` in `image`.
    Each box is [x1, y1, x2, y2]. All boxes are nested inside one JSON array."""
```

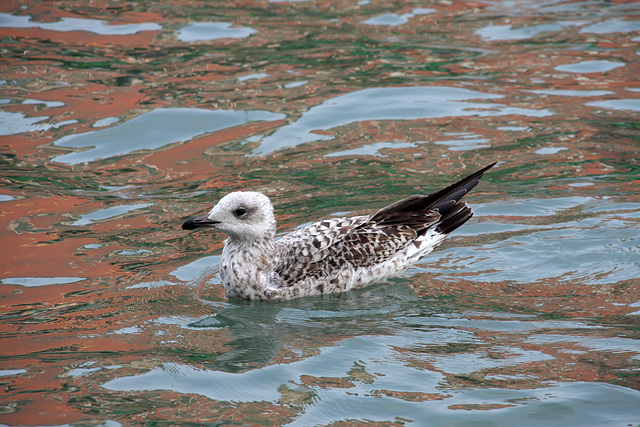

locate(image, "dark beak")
[[182, 214, 220, 230]]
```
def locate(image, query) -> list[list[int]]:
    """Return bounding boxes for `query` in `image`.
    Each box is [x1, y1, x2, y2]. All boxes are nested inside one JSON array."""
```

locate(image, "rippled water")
[[1, 0, 639, 425]]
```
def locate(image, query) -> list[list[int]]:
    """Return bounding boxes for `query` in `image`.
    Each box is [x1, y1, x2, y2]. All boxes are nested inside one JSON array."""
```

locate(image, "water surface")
[[1, 0, 639, 425]]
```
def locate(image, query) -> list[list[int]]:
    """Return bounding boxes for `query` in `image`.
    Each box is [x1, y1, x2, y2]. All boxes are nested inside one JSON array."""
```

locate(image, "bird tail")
[[430, 162, 495, 235], [371, 162, 495, 225]]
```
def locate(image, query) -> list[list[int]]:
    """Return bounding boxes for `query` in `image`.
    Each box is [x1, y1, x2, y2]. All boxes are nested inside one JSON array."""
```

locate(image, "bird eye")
[[234, 207, 246, 217]]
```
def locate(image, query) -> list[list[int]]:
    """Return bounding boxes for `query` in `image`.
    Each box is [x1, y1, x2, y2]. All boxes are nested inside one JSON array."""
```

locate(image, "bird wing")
[[273, 211, 440, 286]]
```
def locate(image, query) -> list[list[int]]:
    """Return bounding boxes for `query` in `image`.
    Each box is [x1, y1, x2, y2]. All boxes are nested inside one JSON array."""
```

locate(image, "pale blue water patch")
[[584, 201, 640, 214], [498, 126, 529, 131], [0, 369, 27, 376], [250, 87, 552, 155], [535, 146, 567, 155], [475, 21, 582, 41], [82, 243, 103, 249], [471, 196, 592, 218], [0, 277, 85, 287], [170, 255, 220, 282], [103, 361, 282, 401], [555, 60, 625, 73], [428, 197, 640, 285], [581, 18, 640, 34], [325, 141, 418, 157], [23, 99, 65, 108], [176, 22, 257, 42], [568, 182, 594, 187], [126, 280, 179, 289], [284, 80, 308, 88], [363, 8, 435, 26], [290, 382, 640, 427], [0, 13, 161, 34], [527, 334, 640, 355], [98, 184, 136, 193], [154, 316, 202, 326], [93, 117, 120, 128], [71, 203, 152, 226], [68, 367, 103, 377], [411, 8, 436, 15], [117, 249, 152, 256], [238, 73, 270, 81], [52, 108, 285, 164], [1, 98, 78, 134], [433, 133, 491, 151], [540, 0, 640, 13], [425, 345, 554, 375], [452, 220, 537, 236], [629, 300, 640, 316], [403, 313, 596, 333], [110, 326, 142, 335], [48, 119, 77, 130], [154, 316, 215, 332], [527, 89, 614, 97], [68, 362, 122, 377], [0, 111, 51, 135], [429, 215, 640, 285], [0, 194, 14, 201], [585, 99, 640, 112]]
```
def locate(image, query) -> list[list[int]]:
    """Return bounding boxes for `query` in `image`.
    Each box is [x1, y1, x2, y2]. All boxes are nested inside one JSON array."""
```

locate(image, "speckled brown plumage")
[[182, 163, 495, 301]]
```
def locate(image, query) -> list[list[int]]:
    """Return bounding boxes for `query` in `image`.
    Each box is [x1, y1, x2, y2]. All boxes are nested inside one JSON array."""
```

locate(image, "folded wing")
[[273, 163, 495, 287]]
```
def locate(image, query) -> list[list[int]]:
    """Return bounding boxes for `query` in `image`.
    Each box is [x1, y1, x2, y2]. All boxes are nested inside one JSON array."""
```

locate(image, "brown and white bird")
[[182, 163, 495, 301]]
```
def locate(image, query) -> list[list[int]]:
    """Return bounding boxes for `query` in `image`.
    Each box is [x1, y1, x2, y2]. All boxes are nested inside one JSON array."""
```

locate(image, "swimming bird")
[[182, 163, 495, 301]]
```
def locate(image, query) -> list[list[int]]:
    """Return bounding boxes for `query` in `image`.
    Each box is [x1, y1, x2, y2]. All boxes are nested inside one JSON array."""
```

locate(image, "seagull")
[[182, 163, 495, 301]]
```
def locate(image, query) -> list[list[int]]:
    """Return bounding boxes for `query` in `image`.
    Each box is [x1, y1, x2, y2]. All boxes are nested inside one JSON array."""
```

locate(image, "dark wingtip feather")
[[370, 163, 495, 228], [430, 163, 495, 234], [436, 201, 473, 234], [427, 162, 496, 212]]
